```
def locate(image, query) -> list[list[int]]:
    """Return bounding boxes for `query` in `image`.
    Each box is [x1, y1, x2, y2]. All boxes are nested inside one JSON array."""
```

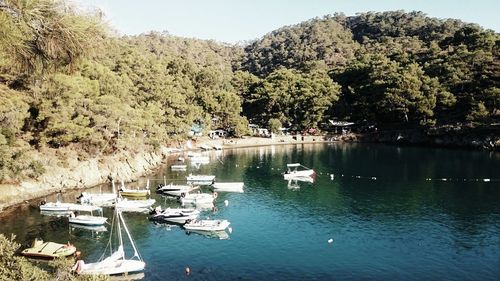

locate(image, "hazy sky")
[[74, 0, 499, 43]]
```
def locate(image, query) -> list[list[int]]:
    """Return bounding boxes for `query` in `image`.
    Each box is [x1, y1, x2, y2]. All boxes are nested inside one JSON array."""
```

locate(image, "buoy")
[[328, 238, 333, 244], [185, 266, 191, 275], [228, 227, 233, 233], [224, 200, 229, 207]]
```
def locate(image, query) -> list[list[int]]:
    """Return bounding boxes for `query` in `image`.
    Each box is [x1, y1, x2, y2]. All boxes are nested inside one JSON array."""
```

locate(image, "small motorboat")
[[179, 192, 217, 206], [171, 164, 187, 171], [115, 198, 155, 213], [69, 205, 107, 226], [149, 207, 200, 224], [77, 192, 116, 206], [21, 239, 76, 259], [119, 180, 151, 198], [212, 182, 244, 193], [184, 219, 230, 232], [186, 174, 215, 185], [283, 163, 315, 180], [190, 155, 210, 165], [156, 183, 199, 197]]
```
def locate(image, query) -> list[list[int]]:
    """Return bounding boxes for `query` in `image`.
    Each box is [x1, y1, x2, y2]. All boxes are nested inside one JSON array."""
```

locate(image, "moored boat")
[[21, 239, 76, 259], [156, 183, 199, 197], [184, 219, 230, 232], [75, 209, 145, 276], [186, 174, 215, 185], [179, 192, 217, 206], [283, 163, 315, 180], [69, 205, 107, 226], [212, 182, 244, 193], [149, 207, 200, 224], [119, 180, 151, 197]]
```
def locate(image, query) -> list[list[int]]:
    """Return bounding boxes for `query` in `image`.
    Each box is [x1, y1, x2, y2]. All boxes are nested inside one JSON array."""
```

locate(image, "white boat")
[[149, 207, 200, 224], [69, 205, 107, 226], [115, 198, 155, 213], [179, 192, 217, 206], [184, 219, 230, 232], [283, 163, 315, 180], [200, 144, 212, 150], [156, 183, 199, 197], [40, 201, 75, 212], [119, 180, 151, 198], [77, 192, 116, 206], [212, 182, 244, 193], [171, 164, 187, 171], [187, 151, 202, 158], [190, 155, 210, 164], [186, 174, 215, 185], [70, 224, 107, 233], [75, 209, 145, 276]]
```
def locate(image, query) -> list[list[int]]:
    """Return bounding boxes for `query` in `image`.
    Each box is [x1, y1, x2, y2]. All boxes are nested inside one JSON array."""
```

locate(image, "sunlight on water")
[[1, 143, 499, 280]]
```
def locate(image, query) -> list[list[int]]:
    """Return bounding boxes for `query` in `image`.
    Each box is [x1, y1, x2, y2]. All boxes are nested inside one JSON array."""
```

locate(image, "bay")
[[1, 143, 499, 280]]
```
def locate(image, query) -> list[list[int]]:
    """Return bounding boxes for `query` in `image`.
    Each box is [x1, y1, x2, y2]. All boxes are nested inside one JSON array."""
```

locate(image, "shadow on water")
[[1, 143, 499, 280]]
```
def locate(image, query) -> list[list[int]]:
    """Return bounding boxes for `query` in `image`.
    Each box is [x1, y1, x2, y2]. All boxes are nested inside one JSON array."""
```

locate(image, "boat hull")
[[80, 259, 145, 275], [69, 216, 108, 226]]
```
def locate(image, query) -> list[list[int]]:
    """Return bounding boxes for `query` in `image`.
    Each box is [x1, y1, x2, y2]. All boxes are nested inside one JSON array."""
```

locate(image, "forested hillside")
[[0, 0, 498, 183]]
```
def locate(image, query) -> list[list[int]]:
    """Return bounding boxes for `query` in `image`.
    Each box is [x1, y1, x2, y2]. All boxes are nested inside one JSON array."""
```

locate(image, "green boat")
[[21, 239, 76, 259]]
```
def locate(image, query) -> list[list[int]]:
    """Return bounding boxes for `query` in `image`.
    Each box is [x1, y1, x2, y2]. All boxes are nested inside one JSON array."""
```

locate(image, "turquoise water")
[[1, 143, 499, 280]]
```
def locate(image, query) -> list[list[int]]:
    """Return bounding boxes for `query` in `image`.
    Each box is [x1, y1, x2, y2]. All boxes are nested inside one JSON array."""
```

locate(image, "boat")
[[115, 198, 155, 213], [77, 183, 117, 206], [283, 163, 315, 180], [212, 182, 244, 193], [77, 192, 116, 206], [186, 174, 215, 185], [40, 210, 74, 217], [156, 183, 199, 197], [187, 151, 202, 158], [179, 192, 217, 206], [69, 205, 107, 226], [70, 224, 108, 233], [184, 219, 230, 232], [170, 164, 187, 171], [21, 239, 76, 259], [200, 144, 212, 150], [149, 207, 200, 224], [75, 209, 145, 276], [119, 180, 151, 197], [40, 198, 96, 213], [190, 155, 210, 164]]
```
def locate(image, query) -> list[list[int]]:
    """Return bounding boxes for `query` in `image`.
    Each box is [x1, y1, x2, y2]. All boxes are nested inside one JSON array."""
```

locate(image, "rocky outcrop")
[[0, 146, 176, 211]]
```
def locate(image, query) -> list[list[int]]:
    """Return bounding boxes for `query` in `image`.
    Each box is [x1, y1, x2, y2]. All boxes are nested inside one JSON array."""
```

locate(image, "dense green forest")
[[0, 0, 498, 182]]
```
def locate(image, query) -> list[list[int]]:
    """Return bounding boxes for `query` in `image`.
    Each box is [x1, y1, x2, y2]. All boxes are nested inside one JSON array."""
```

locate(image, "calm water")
[[1, 143, 499, 280]]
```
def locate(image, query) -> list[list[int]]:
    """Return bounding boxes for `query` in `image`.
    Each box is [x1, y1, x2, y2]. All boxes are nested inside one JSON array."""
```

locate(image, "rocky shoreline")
[[1, 131, 497, 212]]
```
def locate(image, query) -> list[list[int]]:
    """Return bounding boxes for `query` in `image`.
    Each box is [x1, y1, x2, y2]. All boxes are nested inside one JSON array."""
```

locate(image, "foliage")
[[268, 118, 282, 134], [0, 234, 108, 281], [0, 3, 498, 182]]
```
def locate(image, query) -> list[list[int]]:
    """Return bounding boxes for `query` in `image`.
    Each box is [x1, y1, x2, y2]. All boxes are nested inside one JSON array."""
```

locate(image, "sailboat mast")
[[117, 210, 124, 254], [118, 210, 142, 261]]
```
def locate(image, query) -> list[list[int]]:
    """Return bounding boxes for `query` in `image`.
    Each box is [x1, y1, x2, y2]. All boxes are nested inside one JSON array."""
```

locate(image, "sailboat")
[[75, 209, 145, 275]]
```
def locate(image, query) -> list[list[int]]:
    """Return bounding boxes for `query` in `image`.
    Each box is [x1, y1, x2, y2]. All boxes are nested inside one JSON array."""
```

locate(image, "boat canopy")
[[287, 163, 301, 167]]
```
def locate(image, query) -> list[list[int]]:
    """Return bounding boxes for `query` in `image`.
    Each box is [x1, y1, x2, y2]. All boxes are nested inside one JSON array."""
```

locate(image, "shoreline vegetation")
[[0, 1, 498, 212]]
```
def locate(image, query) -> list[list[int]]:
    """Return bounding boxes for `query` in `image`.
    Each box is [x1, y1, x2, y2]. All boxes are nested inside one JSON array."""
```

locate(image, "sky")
[[74, 0, 499, 43]]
